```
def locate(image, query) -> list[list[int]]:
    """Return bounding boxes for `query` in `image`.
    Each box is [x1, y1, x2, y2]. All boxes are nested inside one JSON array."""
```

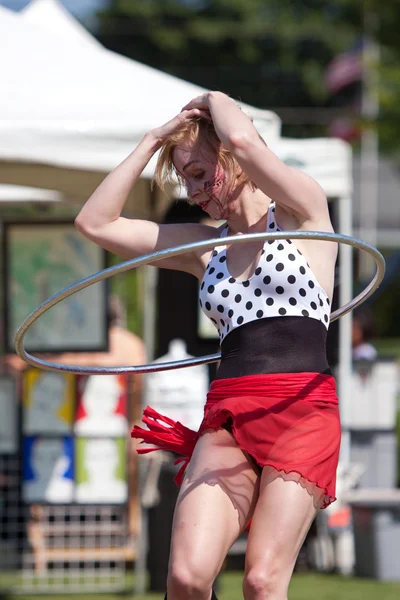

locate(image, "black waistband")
[[215, 316, 331, 379]]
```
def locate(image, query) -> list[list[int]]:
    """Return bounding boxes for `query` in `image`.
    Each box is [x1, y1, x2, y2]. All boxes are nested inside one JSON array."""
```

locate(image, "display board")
[[75, 374, 128, 436], [2, 366, 132, 596], [75, 437, 127, 504], [0, 375, 18, 453], [23, 370, 75, 435], [22, 436, 74, 503], [21, 368, 129, 504], [3, 222, 108, 353]]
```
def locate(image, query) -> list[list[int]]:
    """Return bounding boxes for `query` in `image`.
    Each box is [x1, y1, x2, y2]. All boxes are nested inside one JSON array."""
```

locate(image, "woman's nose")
[[187, 182, 201, 201]]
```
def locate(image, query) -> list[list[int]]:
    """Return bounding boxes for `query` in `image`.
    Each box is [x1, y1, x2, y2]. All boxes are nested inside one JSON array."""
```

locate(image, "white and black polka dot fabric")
[[199, 202, 331, 342]]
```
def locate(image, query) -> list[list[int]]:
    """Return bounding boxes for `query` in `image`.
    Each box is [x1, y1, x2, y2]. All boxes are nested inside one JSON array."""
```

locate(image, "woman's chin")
[[207, 204, 225, 221]]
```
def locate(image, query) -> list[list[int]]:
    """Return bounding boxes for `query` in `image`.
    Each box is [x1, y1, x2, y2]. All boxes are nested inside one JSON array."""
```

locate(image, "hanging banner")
[[23, 369, 75, 435], [75, 437, 127, 504], [23, 436, 74, 503], [75, 374, 128, 436]]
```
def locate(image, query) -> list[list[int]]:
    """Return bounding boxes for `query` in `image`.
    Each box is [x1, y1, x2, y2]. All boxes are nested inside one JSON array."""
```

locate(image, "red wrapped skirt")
[[131, 372, 341, 509]]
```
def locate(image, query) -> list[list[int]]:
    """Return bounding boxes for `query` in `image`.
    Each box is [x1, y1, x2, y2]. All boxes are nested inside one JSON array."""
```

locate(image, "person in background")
[[352, 308, 378, 362]]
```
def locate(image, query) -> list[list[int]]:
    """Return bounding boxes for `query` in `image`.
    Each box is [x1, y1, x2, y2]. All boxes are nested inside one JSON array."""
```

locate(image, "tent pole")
[[134, 264, 158, 594], [337, 193, 353, 469]]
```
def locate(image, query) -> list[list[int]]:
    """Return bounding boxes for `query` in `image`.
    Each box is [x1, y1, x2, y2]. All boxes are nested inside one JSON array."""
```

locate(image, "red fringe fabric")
[[131, 406, 199, 485]]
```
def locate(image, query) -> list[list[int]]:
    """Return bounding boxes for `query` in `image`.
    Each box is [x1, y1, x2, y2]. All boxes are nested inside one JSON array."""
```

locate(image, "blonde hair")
[[154, 117, 251, 196]]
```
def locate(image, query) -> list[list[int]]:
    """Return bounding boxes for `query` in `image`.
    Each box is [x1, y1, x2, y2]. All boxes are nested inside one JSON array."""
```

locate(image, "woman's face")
[[173, 144, 235, 220]]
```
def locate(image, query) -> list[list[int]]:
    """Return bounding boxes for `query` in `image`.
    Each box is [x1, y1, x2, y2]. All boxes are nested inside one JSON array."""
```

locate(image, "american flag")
[[324, 42, 364, 95]]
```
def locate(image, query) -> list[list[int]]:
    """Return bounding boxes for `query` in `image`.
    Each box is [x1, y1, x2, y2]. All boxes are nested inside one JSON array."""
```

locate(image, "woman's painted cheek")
[[203, 172, 226, 200]]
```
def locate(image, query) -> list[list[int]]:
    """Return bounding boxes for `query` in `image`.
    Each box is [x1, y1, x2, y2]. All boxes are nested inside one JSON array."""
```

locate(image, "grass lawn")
[[2, 572, 400, 600]]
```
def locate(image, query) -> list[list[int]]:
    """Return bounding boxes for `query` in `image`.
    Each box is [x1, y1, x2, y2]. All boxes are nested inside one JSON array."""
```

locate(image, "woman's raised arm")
[[75, 109, 212, 275]]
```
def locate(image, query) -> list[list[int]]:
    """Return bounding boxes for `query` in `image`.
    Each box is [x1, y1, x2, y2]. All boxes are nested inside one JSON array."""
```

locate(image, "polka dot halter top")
[[199, 202, 331, 343]]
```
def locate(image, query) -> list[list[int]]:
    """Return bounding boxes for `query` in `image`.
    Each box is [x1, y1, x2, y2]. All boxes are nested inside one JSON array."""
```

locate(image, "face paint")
[[198, 170, 230, 216]]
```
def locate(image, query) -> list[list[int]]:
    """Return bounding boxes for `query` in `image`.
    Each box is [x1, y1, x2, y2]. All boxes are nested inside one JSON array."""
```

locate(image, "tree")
[[95, 1, 400, 148], [96, 1, 332, 120]]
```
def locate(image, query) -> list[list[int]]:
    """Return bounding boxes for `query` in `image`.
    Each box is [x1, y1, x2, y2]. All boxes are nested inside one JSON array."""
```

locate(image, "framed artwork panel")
[[0, 375, 18, 453], [22, 368, 76, 435], [3, 221, 108, 353], [22, 436, 74, 503], [75, 437, 127, 504]]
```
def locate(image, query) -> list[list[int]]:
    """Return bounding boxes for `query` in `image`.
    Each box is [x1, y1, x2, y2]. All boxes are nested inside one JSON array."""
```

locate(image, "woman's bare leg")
[[243, 470, 319, 600], [167, 428, 259, 600]]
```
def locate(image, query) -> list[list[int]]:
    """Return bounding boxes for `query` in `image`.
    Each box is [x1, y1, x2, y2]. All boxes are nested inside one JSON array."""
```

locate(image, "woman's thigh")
[[169, 428, 259, 581], [245, 469, 318, 591]]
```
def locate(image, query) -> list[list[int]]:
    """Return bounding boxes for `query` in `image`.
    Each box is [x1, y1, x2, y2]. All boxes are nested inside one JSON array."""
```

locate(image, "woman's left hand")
[[181, 93, 211, 112]]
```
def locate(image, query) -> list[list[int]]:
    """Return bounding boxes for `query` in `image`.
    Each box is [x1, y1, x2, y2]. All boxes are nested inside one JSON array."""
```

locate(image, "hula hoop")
[[15, 231, 385, 375]]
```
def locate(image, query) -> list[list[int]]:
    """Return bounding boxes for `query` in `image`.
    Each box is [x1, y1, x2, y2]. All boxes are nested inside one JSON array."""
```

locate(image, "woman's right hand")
[[148, 108, 211, 149]]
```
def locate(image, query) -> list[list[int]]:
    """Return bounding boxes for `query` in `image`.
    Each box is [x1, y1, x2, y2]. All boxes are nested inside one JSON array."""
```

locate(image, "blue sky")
[[0, 0, 109, 19]]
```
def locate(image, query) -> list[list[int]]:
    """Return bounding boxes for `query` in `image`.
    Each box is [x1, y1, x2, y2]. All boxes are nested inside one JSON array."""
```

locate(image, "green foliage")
[[96, 0, 329, 111], [107, 252, 144, 336], [96, 0, 400, 149], [368, 249, 400, 340]]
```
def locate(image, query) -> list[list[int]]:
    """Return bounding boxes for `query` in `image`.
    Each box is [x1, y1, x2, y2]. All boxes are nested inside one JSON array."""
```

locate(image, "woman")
[[75, 91, 340, 600]]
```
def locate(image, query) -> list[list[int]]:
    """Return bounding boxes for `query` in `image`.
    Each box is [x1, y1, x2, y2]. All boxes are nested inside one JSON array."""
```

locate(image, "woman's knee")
[[243, 563, 289, 600], [167, 562, 215, 599]]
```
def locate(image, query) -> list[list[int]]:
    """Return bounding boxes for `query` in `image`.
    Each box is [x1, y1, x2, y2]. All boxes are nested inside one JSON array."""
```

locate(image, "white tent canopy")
[[0, 0, 281, 178], [0, 184, 62, 202], [0, 0, 353, 202], [272, 137, 352, 199], [20, 0, 103, 49]]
